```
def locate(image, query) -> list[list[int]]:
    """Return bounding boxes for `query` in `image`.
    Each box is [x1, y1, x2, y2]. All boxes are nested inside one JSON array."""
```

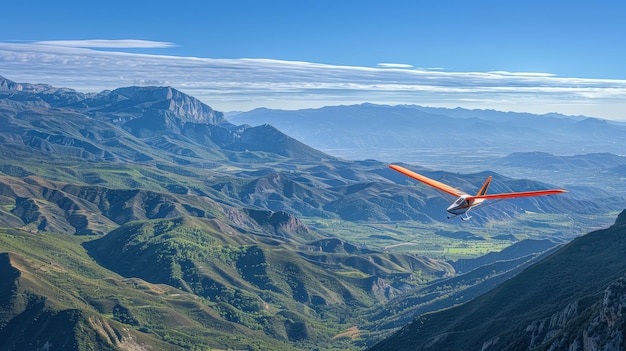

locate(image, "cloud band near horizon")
[[1, 41, 625, 120], [32, 39, 177, 49]]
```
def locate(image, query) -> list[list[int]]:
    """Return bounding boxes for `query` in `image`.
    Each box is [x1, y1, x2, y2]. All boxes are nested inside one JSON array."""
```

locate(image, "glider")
[[389, 164, 567, 220]]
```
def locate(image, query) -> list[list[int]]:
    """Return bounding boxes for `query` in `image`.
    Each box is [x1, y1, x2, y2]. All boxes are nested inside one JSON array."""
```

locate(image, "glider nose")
[[447, 196, 470, 215], [446, 203, 456, 213], [446, 204, 462, 215]]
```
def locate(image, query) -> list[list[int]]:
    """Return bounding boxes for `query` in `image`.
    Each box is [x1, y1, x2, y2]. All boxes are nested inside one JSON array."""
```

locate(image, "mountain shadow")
[[370, 209, 626, 350]]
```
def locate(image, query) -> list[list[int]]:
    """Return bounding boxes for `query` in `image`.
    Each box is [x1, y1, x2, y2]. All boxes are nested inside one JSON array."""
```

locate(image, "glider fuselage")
[[446, 195, 485, 216]]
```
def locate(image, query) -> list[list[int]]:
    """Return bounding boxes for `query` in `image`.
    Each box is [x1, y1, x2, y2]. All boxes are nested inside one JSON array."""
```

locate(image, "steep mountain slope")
[[370, 210, 626, 351], [450, 238, 560, 273], [364, 239, 561, 335]]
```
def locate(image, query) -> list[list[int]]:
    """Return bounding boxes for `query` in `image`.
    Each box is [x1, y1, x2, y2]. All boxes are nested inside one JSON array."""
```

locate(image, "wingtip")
[[389, 164, 404, 172]]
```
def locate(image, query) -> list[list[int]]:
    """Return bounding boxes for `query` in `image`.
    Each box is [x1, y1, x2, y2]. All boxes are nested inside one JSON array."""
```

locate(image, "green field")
[[304, 212, 617, 261]]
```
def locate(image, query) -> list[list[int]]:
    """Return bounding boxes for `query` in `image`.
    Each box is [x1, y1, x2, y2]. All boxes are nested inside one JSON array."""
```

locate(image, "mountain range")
[[0, 75, 624, 350], [229, 104, 626, 199], [4, 74, 618, 229], [227, 104, 626, 162]]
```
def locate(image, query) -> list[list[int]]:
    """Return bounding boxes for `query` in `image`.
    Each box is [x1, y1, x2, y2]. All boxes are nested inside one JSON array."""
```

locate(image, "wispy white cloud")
[[31, 39, 177, 49], [0, 41, 625, 120], [488, 71, 556, 77], [377, 63, 414, 69]]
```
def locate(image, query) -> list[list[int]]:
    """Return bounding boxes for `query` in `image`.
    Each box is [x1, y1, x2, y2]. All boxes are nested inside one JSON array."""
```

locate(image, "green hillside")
[[0, 216, 454, 350], [0, 228, 292, 350]]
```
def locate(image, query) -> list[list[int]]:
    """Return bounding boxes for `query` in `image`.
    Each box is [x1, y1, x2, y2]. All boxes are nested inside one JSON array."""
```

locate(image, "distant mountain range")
[[229, 104, 626, 197], [0, 75, 624, 350], [227, 104, 626, 160]]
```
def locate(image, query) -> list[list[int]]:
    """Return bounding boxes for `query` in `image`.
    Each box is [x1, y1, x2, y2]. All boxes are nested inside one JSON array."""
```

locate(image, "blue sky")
[[2, 0, 626, 119]]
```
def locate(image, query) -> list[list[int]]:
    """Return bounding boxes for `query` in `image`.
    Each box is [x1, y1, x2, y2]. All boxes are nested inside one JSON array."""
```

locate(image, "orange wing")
[[389, 165, 466, 197], [468, 189, 567, 200]]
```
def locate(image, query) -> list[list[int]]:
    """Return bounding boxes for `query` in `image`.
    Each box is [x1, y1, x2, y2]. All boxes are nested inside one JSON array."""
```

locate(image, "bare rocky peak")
[[0, 75, 55, 93], [0, 75, 226, 126], [110, 86, 226, 125]]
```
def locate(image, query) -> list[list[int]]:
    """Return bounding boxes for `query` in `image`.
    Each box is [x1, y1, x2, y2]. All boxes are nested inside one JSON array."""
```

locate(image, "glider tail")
[[476, 176, 492, 197]]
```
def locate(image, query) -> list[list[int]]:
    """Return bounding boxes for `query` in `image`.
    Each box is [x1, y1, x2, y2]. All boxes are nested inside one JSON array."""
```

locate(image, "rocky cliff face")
[[102, 86, 226, 126], [518, 211, 626, 351], [0, 75, 226, 127], [244, 208, 314, 239], [0, 75, 55, 93], [582, 277, 626, 350], [506, 276, 626, 351]]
